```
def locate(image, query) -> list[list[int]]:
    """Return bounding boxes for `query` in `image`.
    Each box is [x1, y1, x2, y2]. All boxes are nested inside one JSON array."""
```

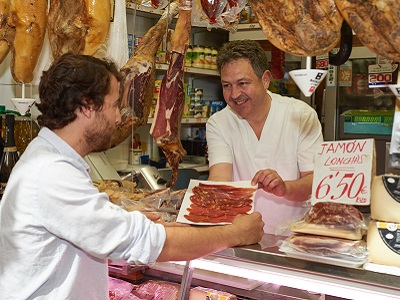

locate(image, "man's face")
[[220, 58, 270, 120], [85, 76, 121, 153]]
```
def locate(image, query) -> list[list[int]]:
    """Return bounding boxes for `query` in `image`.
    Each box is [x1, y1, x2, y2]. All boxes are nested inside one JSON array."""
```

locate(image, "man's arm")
[[207, 163, 233, 181], [156, 212, 264, 262]]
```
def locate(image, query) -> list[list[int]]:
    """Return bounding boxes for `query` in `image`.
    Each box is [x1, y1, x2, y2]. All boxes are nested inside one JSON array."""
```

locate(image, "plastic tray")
[[279, 247, 366, 269]]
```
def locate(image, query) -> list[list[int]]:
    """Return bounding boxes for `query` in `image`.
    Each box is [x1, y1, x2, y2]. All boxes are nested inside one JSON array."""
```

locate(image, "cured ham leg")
[[48, 0, 111, 61], [110, 2, 179, 147], [0, 0, 13, 64], [150, 1, 191, 187], [48, 0, 88, 60], [334, 0, 400, 61], [8, 0, 47, 83], [83, 0, 111, 56], [248, 0, 342, 56]]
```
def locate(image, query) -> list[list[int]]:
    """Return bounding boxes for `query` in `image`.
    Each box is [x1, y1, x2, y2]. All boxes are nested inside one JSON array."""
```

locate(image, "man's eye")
[[239, 82, 248, 86], [222, 84, 230, 88]]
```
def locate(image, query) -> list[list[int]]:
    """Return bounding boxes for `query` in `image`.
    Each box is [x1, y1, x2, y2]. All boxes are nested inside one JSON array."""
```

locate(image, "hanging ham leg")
[[150, 1, 191, 187], [110, 2, 179, 147], [48, 0, 88, 60], [0, 0, 13, 64], [8, 0, 48, 83]]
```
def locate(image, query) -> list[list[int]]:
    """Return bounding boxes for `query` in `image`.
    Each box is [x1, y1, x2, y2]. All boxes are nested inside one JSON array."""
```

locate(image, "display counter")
[[110, 234, 400, 299]]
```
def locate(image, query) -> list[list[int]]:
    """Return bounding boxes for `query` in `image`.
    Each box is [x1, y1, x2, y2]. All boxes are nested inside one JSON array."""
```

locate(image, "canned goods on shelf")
[[185, 45, 192, 67], [204, 47, 212, 69], [192, 45, 205, 68]]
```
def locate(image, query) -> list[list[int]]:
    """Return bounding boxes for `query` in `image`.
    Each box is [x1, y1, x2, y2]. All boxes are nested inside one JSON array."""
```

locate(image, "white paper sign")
[[311, 139, 375, 206]]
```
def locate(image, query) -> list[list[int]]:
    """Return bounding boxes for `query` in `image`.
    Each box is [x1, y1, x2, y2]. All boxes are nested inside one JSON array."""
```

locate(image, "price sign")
[[311, 139, 375, 206], [368, 63, 396, 88]]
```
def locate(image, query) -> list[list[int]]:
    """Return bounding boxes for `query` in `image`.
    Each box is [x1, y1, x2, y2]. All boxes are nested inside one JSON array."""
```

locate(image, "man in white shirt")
[[0, 53, 264, 299], [207, 40, 323, 235]]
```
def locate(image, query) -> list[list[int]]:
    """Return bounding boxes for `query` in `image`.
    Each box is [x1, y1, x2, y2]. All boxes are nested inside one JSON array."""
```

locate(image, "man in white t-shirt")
[[206, 40, 323, 235]]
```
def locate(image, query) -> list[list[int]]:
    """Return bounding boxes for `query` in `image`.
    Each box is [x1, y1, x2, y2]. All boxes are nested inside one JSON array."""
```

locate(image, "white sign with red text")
[[311, 139, 375, 206]]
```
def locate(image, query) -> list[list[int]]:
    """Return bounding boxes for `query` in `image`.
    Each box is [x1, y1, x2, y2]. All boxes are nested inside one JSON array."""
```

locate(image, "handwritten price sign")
[[311, 139, 375, 206]]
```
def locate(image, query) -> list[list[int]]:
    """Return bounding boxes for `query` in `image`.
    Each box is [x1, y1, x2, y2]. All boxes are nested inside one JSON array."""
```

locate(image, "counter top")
[[202, 234, 400, 299]]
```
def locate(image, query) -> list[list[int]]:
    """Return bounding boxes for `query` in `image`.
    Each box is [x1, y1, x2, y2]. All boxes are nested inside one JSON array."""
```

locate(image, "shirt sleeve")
[[35, 160, 166, 265], [206, 113, 234, 167], [297, 105, 323, 173]]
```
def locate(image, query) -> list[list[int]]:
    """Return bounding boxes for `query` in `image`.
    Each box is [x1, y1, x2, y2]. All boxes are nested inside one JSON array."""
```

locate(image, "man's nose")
[[230, 85, 241, 99]]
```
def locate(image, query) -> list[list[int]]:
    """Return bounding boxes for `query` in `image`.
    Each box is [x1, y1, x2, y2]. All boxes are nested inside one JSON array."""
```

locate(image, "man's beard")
[[84, 112, 114, 153]]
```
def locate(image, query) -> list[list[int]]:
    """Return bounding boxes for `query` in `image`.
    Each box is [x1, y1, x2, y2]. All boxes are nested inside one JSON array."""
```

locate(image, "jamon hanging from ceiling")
[[334, 0, 400, 62], [248, 0, 343, 56], [8, 0, 48, 83], [150, 0, 192, 187], [110, 2, 180, 148]]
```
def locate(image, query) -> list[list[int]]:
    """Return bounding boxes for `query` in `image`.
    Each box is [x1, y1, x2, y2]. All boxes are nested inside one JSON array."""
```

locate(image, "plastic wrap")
[[291, 202, 367, 240], [105, 0, 129, 69], [280, 234, 367, 261], [191, 0, 246, 30], [108, 277, 134, 300], [131, 280, 180, 299]]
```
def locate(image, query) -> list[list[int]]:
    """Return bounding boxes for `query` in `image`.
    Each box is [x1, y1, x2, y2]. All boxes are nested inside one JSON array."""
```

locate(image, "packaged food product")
[[192, 45, 205, 68], [291, 202, 367, 240], [185, 45, 192, 67], [189, 286, 237, 300], [280, 234, 367, 263], [203, 46, 212, 69]]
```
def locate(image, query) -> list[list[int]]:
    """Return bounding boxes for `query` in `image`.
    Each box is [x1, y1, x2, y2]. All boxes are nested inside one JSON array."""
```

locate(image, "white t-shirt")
[[0, 127, 166, 299], [206, 92, 323, 235]]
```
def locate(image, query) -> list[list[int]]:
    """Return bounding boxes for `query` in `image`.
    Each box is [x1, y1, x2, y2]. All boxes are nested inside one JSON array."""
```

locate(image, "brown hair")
[[37, 53, 124, 129], [216, 40, 269, 78]]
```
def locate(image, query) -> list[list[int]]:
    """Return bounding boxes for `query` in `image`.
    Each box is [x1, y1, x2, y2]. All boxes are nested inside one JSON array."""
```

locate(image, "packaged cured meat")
[[130, 280, 180, 300], [177, 180, 256, 225], [189, 286, 237, 300], [191, 0, 246, 30], [291, 202, 367, 240], [280, 234, 367, 263], [108, 277, 134, 300]]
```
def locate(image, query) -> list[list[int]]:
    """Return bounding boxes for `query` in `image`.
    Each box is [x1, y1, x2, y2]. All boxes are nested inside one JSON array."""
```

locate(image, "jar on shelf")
[[192, 45, 205, 68], [185, 45, 192, 67], [210, 48, 218, 70], [204, 46, 212, 69]]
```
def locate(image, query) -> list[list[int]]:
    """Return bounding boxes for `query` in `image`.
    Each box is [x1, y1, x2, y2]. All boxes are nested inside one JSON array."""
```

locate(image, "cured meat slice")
[[48, 0, 88, 60], [248, 0, 343, 56], [110, 2, 179, 147], [184, 183, 256, 224], [150, 1, 192, 187], [334, 0, 400, 61], [8, 0, 48, 83]]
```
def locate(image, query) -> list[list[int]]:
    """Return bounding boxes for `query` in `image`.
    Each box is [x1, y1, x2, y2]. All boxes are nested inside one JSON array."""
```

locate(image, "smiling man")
[[206, 40, 323, 235]]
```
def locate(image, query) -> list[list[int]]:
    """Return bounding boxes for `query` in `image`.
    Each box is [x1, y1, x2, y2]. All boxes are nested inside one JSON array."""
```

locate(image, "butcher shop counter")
[[110, 234, 400, 300]]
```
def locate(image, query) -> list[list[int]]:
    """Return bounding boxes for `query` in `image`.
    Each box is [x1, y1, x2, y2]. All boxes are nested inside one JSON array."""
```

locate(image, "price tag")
[[311, 139, 375, 206], [368, 63, 396, 88]]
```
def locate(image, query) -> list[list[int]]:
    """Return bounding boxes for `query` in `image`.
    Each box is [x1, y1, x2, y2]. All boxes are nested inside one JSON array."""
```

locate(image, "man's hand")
[[228, 212, 264, 246], [251, 169, 286, 197]]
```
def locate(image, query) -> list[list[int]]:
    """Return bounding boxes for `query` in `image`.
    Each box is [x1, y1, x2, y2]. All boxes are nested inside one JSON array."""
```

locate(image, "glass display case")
[[323, 47, 397, 175]]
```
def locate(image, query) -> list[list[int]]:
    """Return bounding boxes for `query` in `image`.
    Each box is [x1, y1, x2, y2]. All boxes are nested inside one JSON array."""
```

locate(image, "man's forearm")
[[284, 173, 313, 202]]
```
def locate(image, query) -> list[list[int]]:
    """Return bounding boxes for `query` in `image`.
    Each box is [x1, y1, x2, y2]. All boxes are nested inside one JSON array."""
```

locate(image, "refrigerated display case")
[[323, 47, 397, 175]]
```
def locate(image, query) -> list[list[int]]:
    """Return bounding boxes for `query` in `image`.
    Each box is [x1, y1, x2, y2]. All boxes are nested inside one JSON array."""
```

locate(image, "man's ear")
[[262, 70, 271, 90], [80, 98, 95, 118]]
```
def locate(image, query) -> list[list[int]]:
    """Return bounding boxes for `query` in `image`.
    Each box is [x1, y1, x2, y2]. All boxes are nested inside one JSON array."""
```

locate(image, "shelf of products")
[[155, 63, 219, 76]]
